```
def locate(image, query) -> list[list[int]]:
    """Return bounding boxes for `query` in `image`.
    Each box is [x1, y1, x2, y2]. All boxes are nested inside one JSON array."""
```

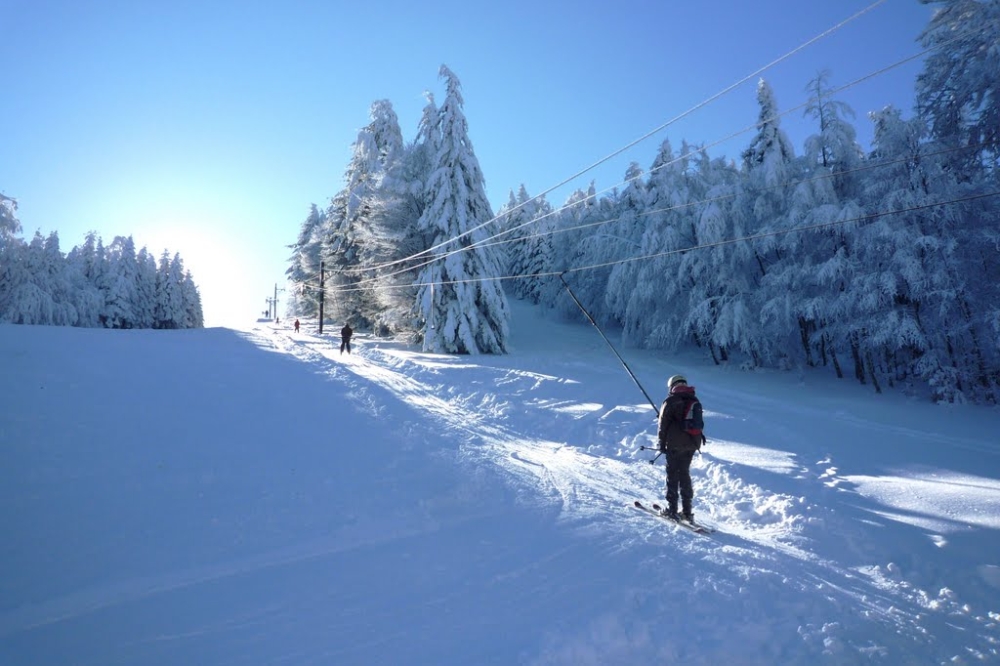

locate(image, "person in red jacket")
[[657, 374, 704, 522], [294, 319, 300, 333]]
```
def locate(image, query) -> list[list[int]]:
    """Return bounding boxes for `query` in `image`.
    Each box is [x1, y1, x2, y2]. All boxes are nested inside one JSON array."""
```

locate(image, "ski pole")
[[639, 445, 664, 464]]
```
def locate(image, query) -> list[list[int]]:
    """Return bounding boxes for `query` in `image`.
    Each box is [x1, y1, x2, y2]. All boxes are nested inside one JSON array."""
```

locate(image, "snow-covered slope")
[[2, 301, 999, 664]]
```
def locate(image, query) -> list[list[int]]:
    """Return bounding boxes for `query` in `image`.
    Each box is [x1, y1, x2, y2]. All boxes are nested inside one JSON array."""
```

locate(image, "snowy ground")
[[2, 300, 999, 665]]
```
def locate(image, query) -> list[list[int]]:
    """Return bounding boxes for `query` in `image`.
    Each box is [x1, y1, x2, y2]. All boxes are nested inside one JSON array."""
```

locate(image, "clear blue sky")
[[2, 0, 933, 327]]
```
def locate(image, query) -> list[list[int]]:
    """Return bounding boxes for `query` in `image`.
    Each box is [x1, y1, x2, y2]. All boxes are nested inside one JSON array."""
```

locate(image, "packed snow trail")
[[256, 303, 1000, 664], [3, 311, 998, 665]]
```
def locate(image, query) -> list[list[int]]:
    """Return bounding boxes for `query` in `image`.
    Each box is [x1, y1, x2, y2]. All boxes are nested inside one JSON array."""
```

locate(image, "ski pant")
[[340, 339, 351, 354], [665, 448, 695, 512]]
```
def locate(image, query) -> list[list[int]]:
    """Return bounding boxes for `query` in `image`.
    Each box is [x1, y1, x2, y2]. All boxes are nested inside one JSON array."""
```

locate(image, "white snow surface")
[[2, 300, 999, 665]]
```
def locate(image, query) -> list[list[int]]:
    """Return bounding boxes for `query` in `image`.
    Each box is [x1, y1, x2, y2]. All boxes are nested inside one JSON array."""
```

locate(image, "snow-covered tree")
[[0, 231, 76, 325], [542, 183, 614, 322], [756, 73, 864, 371], [104, 235, 140, 329], [367, 99, 405, 168], [743, 78, 797, 188], [41, 231, 79, 326], [696, 78, 797, 367], [286, 204, 326, 318], [65, 232, 106, 328], [803, 70, 865, 198], [0, 195, 24, 321], [415, 65, 510, 354], [0, 194, 21, 249], [324, 100, 408, 327], [498, 185, 554, 304], [602, 162, 649, 323], [179, 269, 204, 328], [624, 141, 719, 350], [133, 247, 158, 329], [358, 115, 434, 338], [155, 251, 186, 329], [324, 129, 380, 325], [916, 0, 1000, 169], [868, 103, 998, 401]]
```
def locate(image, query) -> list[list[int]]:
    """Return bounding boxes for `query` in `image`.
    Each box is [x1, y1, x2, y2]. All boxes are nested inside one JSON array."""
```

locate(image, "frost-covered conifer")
[[916, 0, 1000, 168], [286, 204, 325, 318], [104, 235, 139, 329], [415, 65, 509, 354]]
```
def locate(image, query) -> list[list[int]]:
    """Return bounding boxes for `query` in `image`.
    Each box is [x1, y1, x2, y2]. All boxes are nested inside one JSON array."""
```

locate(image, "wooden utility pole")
[[318, 261, 325, 334], [272, 283, 285, 321]]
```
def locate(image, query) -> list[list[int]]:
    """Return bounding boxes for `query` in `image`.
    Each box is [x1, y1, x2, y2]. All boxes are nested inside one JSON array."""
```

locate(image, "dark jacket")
[[341, 325, 353, 340], [658, 384, 702, 452]]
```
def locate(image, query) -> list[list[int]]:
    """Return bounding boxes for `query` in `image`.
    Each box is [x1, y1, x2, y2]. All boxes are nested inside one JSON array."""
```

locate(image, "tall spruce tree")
[[415, 65, 509, 354], [499, 185, 553, 304], [286, 204, 325, 318]]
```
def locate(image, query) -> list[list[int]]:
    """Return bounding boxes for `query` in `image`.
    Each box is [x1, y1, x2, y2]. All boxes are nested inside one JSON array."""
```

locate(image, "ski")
[[633, 500, 715, 535]]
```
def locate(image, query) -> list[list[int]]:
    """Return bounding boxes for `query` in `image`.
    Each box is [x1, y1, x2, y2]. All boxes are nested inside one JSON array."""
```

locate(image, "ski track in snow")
[[252, 323, 999, 664]]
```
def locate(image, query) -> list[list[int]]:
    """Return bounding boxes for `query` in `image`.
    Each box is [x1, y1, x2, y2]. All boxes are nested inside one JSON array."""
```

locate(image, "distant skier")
[[294, 319, 300, 333], [658, 374, 705, 522], [340, 322, 353, 355]]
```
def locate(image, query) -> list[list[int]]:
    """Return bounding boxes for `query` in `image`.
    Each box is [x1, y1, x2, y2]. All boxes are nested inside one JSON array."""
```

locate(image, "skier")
[[340, 322, 353, 355], [294, 319, 300, 333], [657, 374, 704, 522]]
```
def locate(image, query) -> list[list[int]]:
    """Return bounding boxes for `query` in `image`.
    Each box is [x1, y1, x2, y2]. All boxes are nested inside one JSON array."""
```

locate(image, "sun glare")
[[138, 218, 255, 329]]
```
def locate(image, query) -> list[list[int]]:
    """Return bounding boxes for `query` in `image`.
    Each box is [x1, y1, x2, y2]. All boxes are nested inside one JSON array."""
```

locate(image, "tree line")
[[0, 199, 203, 330], [287, 0, 997, 402]]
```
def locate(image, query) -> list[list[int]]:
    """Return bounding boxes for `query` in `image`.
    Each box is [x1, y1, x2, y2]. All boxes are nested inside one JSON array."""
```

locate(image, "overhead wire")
[[324, 24, 981, 298], [327, 189, 1000, 294], [448, 140, 992, 256], [350, 0, 889, 279], [427, 23, 983, 268]]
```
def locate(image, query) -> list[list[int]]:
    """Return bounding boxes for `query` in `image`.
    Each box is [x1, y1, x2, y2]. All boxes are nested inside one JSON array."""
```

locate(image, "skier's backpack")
[[682, 396, 704, 437]]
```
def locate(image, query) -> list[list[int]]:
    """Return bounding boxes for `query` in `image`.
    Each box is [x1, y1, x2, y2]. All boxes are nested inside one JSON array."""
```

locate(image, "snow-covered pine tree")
[[286, 204, 326, 318], [41, 231, 79, 326], [803, 70, 865, 199], [133, 247, 158, 329], [154, 251, 187, 329], [0, 194, 20, 248], [353, 99, 413, 331], [104, 235, 140, 329], [325, 129, 381, 325], [760, 72, 864, 371], [498, 188, 528, 278], [415, 65, 509, 354], [540, 184, 601, 319], [700, 78, 795, 367], [367, 99, 405, 168], [497, 185, 553, 304], [604, 161, 649, 328], [1, 231, 57, 325], [857, 104, 999, 402], [0, 195, 20, 322], [65, 233, 106, 328], [515, 187, 554, 305], [179, 269, 204, 328], [623, 140, 715, 350], [346, 94, 441, 338], [324, 100, 408, 327], [675, 151, 740, 362], [916, 0, 1000, 171], [556, 183, 618, 325]]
